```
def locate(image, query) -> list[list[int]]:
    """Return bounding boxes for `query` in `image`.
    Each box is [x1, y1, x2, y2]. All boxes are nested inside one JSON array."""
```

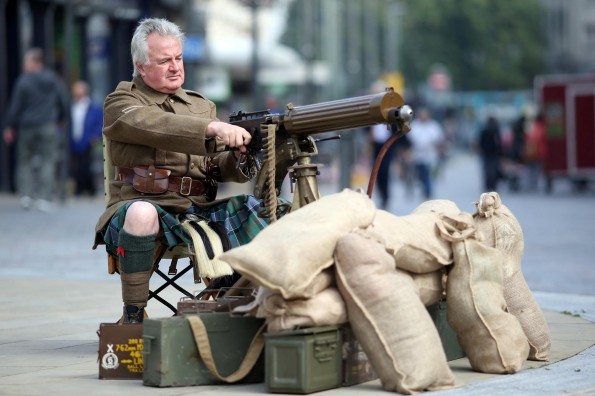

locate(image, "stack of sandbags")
[[473, 192, 551, 361], [368, 200, 464, 306], [335, 231, 456, 394], [333, 201, 465, 393], [437, 211, 530, 373], [218, 189, 374, 331], [217, 188, 543, 387], [372, 208, 453, 275], [369, 199, 533, 375]]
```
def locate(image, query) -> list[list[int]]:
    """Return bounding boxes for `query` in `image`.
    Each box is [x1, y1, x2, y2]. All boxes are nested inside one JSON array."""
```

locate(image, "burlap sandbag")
[[218, 189, 375, 299], [439, 212, 530, 374], [265, 287, 348, 332], [408, 269, 445, 307], [371, 209, 453, 273], [233, 268, 335, 316], [473, 192, 551, 361], [347, 227, 446, 319], [335, 232, 456, 394]]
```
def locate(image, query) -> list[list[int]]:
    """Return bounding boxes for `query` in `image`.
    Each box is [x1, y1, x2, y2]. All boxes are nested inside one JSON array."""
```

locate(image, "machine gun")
[[228, 87, 413, 220]]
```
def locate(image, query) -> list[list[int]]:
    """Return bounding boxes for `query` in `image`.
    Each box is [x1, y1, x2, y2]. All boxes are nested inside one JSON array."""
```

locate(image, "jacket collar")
[[132, 76, 193, 105]]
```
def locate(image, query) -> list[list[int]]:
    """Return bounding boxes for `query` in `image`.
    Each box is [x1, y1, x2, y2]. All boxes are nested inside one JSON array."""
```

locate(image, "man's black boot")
[[123, 305, 145, 324]]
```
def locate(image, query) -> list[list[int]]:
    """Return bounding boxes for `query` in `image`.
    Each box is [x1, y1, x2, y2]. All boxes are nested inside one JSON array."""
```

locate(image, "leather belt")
[[117, 167, 213, 196]]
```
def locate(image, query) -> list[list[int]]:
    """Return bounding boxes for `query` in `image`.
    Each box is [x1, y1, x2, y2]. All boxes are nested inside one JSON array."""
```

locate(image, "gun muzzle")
[[282, 87, 406, 135]]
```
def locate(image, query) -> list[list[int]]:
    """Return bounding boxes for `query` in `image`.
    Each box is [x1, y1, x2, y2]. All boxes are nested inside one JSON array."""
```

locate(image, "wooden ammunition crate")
[[98, 323, 144, 379], [176, 287, 255, 315]]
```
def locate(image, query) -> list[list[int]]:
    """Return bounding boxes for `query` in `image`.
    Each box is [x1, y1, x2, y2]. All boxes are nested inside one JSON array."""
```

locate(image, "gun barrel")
[[282, 88, 405, 135]]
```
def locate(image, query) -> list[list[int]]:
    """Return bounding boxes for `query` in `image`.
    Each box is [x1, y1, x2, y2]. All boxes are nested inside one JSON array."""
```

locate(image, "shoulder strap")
[[187, 315, 265, 383]]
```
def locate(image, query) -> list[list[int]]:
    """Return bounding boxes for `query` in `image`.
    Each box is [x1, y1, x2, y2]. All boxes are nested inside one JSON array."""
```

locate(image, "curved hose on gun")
[[367, 133, 400, 199]]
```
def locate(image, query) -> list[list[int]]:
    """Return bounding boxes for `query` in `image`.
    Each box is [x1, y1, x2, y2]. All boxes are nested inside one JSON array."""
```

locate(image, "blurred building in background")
[[544, 0, 595, 74], [1, 0, 595, 192], [0, 0, 189, 192]]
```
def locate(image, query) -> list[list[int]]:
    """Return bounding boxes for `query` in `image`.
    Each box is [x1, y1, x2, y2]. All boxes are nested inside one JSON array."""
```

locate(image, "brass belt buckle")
[[180, 176, 192, 195]]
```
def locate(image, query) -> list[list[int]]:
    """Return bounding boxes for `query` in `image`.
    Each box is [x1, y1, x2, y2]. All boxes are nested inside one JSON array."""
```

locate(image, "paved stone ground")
[[0, 150, 594, 395]]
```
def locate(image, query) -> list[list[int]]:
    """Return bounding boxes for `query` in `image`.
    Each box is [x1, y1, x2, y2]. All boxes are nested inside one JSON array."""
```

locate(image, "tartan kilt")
[[101, 194, 290, 257]]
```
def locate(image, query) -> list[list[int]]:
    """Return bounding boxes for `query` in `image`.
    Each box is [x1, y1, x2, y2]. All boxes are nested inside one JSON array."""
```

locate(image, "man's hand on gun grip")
[[206, 121, 252, 153]]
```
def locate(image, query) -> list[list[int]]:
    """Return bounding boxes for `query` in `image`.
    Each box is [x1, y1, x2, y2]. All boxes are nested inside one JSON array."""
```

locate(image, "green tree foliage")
[[280, 0, 546, 94], [400, 0, 547, 91]]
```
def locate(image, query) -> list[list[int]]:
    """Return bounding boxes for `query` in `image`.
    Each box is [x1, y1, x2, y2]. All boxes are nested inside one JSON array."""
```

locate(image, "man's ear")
[[135, 63, 144, 76]]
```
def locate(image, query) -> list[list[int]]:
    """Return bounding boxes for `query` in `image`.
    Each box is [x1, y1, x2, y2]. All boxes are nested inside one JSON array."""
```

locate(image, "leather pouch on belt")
[[132, 165, 171, 194]]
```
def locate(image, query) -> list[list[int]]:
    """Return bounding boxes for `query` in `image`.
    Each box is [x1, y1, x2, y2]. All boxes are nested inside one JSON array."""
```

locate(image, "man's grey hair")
[[131, 18, 185, 77]]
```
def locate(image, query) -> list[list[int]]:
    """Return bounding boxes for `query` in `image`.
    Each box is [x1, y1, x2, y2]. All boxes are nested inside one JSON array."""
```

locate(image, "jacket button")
[[169, 99, 174, 103]]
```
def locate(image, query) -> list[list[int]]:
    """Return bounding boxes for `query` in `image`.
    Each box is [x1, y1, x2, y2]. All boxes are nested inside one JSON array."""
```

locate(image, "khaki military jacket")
[[94, 76, 250, 241]]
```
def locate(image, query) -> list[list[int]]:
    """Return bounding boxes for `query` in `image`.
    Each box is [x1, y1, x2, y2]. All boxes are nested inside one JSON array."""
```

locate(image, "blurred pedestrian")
[[69, 80, 103, 196], [508, 111, 528, 191], [392, 128, 414, 198], [477, 116, 503, 192], [408, 107, 445, 199], [524, 112, 548, 191], [2, 47, 69, 211], [437, 107, 457, 174]]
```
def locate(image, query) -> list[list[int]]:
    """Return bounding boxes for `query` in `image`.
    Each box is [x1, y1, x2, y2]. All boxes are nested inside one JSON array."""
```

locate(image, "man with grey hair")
[[94, 18, 287, 323], [3, 47, 69, 211]]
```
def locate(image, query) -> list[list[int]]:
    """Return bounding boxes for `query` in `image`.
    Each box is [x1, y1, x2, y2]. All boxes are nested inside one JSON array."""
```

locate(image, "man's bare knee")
[[123, 201, 159, 236]]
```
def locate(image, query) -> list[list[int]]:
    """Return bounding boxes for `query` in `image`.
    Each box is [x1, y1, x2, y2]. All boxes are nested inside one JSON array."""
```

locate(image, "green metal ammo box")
[[427, 300, 466, 361], [264, 325, 342, 394], [142, 312, 265, 387]]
